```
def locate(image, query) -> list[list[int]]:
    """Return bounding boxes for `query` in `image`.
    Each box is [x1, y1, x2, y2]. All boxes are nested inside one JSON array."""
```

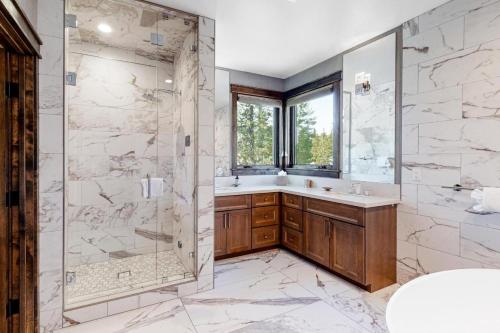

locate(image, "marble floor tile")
[[182, 272, 320, 333], [213, 252, 278, 288], [56, 249, 398, 333], [279, 259, 354, 302], [232, 300, 369, 333], [329, 284, 400, 333], [56, 299, 196, 333]]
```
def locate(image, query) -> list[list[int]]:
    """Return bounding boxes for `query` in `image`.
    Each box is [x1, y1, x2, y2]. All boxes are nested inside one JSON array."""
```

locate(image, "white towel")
[[141, 177, 164, 198], [483, 187, 500, 213]]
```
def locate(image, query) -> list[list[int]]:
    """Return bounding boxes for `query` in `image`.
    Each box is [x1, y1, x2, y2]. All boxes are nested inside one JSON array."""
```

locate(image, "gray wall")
[[284, 54, 343, 91], [218, 51, 343, 93], [218, 67, 285, 92]]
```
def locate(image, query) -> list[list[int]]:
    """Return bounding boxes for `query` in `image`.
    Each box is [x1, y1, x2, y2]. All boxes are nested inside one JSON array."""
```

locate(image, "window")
[[231, 85, 283, 174], [286, 77, 341, 177]]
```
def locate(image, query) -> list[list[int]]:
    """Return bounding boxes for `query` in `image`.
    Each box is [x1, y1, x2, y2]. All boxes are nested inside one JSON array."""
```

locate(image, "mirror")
[[215, 69, 232, 177], [342, 33, 397, 184]]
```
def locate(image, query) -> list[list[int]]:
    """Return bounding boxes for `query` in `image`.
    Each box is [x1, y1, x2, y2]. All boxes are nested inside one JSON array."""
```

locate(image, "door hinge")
[[6, 299, 19, 317], [5, 191, 19, 207], [65, 72, 77, 86], [5, 82, 19, 98], [65, 14, 77, 28]]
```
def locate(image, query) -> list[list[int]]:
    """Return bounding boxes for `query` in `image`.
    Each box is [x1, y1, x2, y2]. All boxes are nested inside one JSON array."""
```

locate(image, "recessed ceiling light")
[[165, 79, 173, 84], [98, 23, 112, 33]]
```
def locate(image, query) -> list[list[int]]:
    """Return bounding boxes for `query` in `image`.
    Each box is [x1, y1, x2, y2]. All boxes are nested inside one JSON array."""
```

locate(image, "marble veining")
[[399, 0, 500, 285], [56, 249, 396, 333], [64, 0, 200, 311]]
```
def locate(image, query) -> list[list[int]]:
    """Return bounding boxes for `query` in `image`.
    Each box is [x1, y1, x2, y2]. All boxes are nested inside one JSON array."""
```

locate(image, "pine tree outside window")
[[286, 80, 341, 177], [231, 85, 283, 175]]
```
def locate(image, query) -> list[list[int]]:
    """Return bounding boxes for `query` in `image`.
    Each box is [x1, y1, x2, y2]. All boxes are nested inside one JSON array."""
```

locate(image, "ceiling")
[[153, 0, 450, 79], [69, 0, 195, 62]]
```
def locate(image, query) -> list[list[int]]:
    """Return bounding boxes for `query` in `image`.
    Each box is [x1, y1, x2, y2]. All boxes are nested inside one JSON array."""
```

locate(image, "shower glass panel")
[[64, 0, 198, 309]]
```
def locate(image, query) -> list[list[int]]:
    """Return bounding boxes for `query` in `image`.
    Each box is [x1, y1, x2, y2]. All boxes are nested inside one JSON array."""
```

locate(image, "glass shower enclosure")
[[63, 0, 198, 309]]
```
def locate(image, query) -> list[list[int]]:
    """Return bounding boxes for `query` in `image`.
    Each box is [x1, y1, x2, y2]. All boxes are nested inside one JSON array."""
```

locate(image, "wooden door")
[[214, 212, 227, 257], [0, 2, 41, 332], [226, 209, 252, 254], [330, 220, 365, 283], [303, 212, 330, 267], [0, 48, 38, 333], [0, 46, 8, 333]]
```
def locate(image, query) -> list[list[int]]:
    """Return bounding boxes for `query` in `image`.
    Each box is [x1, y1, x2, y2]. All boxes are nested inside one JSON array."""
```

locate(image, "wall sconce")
[[355, 72, 371, 96]]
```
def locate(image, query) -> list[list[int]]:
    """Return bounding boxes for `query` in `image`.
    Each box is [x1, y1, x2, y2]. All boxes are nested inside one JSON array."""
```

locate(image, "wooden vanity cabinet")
[[215, 192, 396, 292], [215, 194, 279, 258]]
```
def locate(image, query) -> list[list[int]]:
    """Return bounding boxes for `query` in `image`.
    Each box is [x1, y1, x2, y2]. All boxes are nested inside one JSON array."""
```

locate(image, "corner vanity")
[[215, 187, 399, 292]]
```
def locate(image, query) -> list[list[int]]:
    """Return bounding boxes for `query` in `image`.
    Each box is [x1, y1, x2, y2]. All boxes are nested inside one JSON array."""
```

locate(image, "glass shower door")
[[64, 0, 162, 307]]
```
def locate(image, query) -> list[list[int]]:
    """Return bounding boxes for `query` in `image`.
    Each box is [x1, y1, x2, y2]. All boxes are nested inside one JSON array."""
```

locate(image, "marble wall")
[[36, 0, 215, 330], [398, 0, 500, 283], [65, 45, 176, 269], [172, 27, 197, 272]]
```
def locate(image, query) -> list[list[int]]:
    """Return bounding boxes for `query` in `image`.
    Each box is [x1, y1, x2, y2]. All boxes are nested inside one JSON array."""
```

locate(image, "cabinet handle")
[[324, 219, 330, 237], [227, 214, 230, 229], [223, 214, 227, 229]]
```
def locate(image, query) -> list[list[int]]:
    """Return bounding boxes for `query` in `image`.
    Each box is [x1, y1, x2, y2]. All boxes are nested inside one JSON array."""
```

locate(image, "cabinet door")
[[226, 209, 252, 254], [303, 212, 330, 267], [214, 212, 227, 257], [330, 220, 365, 284]]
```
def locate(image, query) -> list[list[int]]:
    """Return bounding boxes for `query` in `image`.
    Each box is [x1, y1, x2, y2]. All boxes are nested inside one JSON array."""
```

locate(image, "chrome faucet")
[[232, 175, 240, 187]]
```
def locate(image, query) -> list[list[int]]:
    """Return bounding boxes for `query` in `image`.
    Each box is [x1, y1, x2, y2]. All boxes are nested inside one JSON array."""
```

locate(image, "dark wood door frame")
[[0, 1, 41, 332]]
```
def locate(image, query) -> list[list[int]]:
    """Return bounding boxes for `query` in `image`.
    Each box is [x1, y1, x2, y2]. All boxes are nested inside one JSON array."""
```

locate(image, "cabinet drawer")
[[282, 193, 303, 209], [252, 206, 280, 228], [304, 198, 364, 226], [282, 207, 303, 231], [252, 193, 279, 207], [252, 225, 279, 249], [282, 227, 303, 254], [215, 195, 251, 212]]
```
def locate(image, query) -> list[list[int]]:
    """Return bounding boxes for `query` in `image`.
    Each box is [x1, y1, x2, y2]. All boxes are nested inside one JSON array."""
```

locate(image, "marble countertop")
[[214, 185, 400, 208]]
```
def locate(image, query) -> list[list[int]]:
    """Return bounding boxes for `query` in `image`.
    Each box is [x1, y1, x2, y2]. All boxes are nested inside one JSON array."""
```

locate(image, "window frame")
[[231, 84, 284, 175], [285, 73, 342, 178]]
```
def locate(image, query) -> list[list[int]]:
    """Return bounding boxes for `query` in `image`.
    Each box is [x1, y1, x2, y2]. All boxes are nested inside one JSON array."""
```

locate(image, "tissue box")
[[276, 175, 288, 186]]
